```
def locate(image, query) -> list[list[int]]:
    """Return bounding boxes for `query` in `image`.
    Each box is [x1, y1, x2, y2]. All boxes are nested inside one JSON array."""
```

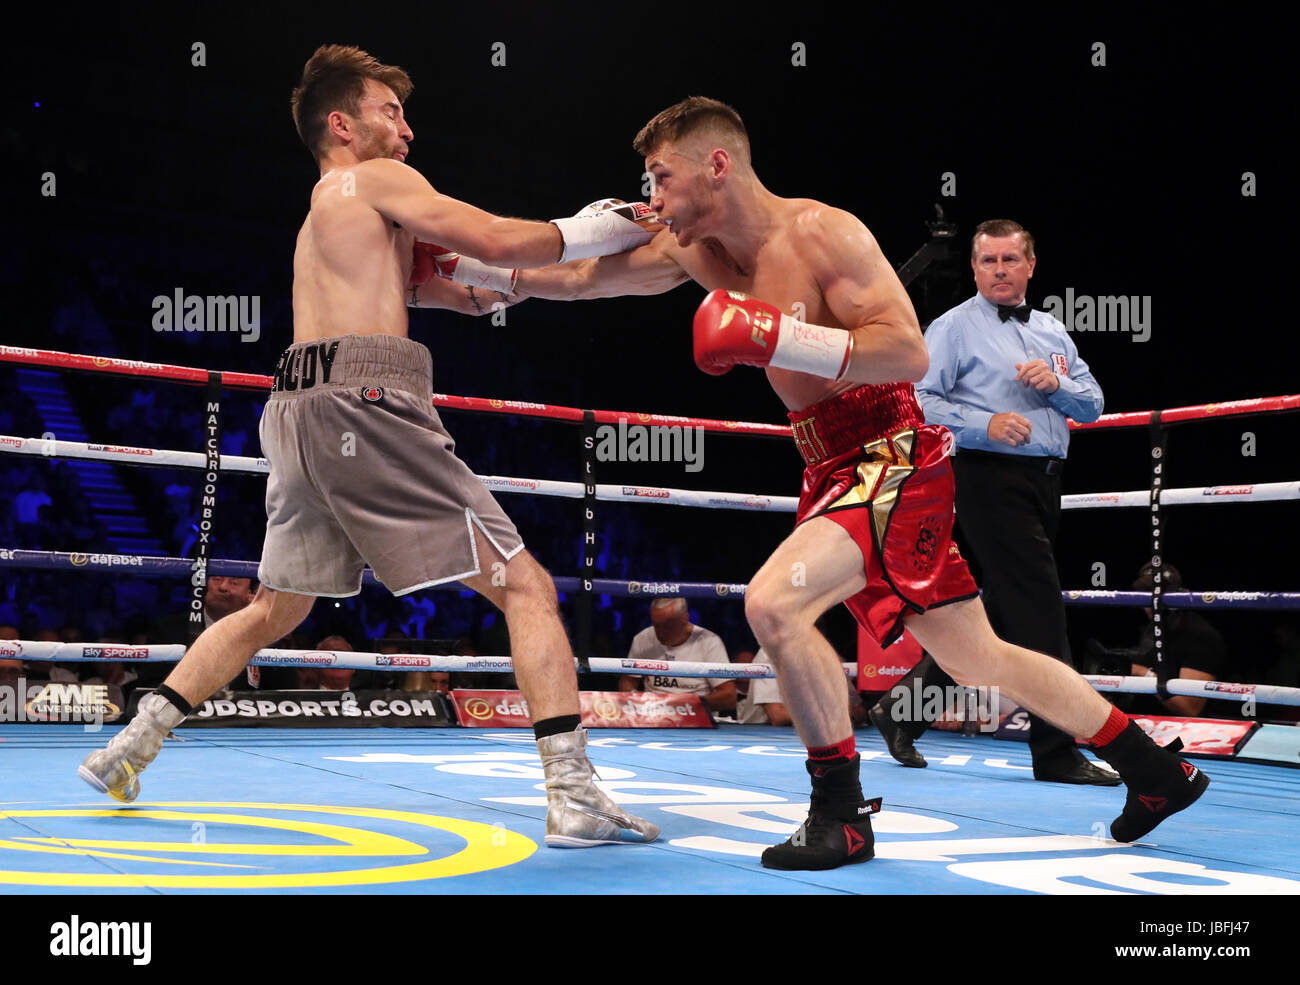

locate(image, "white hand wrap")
[[551, 202, 657, 262], [768, 313, 855, 379], [448, 255, 517, 294]]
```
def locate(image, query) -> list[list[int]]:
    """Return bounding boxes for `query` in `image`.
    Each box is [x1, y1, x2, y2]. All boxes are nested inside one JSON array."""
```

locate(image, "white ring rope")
[[4, 434, 1298, 513], [8, 641, 1300, 705]]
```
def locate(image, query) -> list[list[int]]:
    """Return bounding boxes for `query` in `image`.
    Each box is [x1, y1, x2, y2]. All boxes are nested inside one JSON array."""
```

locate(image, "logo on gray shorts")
[[361, 386, 384, 403]]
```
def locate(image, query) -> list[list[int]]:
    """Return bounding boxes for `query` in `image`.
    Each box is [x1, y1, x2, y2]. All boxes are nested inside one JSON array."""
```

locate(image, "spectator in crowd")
[[81, 636, 140, 693], [14, 472, 52, 530], [373, 629, 409, 691], [737, 647, 867, 727], [735, 648, 788, 725], [21, 628, 78, 684], [618, 597, 736, 713], [1086, 564, 1227, 718], [732, 649, 756, 706], [146, 575, 258, 689], [0, 624, 21, 687], [299, 634, 356, 691]]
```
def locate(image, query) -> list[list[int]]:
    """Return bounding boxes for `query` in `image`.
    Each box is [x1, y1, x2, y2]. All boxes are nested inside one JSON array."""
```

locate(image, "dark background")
[[4, 5, 1295, 690]]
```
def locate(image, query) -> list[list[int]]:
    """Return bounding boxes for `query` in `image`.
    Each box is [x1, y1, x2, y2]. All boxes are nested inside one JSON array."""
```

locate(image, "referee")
[[870, 219, 1118, 785]]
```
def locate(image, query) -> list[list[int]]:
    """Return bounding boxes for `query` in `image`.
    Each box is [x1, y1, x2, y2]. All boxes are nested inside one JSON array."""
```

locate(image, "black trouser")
[[876, 450, 1083, 771]]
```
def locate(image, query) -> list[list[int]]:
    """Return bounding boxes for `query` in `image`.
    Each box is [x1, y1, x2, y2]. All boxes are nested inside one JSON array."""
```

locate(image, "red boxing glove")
[[693, 290, 854, 379], [412, 241, 517, 294], [410, 241, 439, 288]]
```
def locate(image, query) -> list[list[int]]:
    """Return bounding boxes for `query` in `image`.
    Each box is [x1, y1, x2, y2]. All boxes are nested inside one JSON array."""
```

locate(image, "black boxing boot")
[[869, 705, 928, 768], [1092, 720, 1210, 842], [761, 755, 880, 870]]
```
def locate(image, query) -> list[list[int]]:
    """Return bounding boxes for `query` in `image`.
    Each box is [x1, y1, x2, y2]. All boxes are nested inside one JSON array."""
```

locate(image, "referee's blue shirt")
[[917, 293, 1104, 458]]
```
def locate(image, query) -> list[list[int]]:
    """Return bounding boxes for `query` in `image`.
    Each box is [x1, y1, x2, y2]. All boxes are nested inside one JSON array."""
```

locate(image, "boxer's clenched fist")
[[693, 289, 853, 379], [574, 198, 666, 235], [409, 241, 438, 288], [552, 199, 664, 261], [413, 240, 518, 294]]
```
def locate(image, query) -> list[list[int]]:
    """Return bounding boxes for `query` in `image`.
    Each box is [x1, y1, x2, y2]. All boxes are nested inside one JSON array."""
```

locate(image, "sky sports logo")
[[50, 915, 151, 965]]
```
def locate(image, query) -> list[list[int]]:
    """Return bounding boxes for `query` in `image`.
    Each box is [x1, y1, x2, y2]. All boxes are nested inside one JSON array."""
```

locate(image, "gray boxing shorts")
[[257, 333, 524, 596]]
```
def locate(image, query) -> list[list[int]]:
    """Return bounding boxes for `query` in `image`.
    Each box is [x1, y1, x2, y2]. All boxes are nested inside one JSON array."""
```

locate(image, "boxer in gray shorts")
[[80, 43, 660, 850], [259, 334, 522, 596]]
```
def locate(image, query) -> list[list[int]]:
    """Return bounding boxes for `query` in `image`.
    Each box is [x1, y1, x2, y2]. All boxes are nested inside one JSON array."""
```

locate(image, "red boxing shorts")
[[789, 383, 979, 647]]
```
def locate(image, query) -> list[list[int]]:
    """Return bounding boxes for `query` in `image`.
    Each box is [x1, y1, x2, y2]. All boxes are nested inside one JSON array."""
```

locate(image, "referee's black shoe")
[[869, 705, 928, 768], [1034, 758, 1122, 786]]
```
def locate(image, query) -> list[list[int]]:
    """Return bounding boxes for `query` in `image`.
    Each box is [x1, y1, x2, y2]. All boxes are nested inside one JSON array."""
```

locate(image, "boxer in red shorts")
[[506, 96, 1209, 870], [788, 384, 978, 646]]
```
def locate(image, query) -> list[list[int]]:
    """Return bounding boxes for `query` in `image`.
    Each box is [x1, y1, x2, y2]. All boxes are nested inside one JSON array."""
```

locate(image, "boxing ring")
[[2, 345, 1299, 895]]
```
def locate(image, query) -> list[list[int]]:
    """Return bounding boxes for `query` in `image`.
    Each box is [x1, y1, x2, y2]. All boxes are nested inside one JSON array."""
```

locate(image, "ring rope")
[[7, 640, 1299, 706], [2, 549, 1298, 609], [4, 345, 1296, 432], [5, 434, 1298, 513]]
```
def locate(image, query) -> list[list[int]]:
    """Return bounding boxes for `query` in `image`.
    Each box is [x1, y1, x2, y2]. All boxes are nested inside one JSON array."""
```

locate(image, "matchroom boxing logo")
[[151, 288, 261, 343]]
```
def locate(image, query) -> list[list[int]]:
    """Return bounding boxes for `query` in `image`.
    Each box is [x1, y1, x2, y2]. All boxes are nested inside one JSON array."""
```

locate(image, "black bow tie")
[[997, 303, 1031, 323]]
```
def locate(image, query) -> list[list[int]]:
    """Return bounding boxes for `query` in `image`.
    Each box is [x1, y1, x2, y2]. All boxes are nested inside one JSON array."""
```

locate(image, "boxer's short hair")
[[633, 96, 750, 162], [291, 45, 413, 160], [971, 219, 1036, 262]]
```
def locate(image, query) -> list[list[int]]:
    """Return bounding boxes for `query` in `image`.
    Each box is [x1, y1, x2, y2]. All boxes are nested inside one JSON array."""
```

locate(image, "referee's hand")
[[988, 412, 1033, 447]]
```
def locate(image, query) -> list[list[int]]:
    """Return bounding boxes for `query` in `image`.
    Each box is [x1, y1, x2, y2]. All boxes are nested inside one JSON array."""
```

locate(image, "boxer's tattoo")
[[409, 284, 420, 307], [466, 286, 487, 315], [702, 237, 750, 277]]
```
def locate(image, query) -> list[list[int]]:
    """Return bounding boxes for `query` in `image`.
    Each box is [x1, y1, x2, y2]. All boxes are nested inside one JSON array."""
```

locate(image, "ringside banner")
[[140, 690, 454, 727], [1126, 715, 1257, 757], [856, 626, 924, 689], [996, 707, 1256, 757], [452, 690, 713, 728], [0, 680, 126, 725]]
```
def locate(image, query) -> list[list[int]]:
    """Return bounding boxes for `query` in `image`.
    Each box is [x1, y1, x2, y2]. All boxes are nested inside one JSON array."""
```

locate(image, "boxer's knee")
[[243, 587, 313, 646], [502, 551, 559, 614], [745, 584, 813, 651]]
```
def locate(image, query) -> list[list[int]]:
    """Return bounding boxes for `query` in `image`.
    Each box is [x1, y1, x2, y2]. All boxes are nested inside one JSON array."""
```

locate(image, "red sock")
[[1088, 705, 1129, 747], [808, 736, 856, 762]]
